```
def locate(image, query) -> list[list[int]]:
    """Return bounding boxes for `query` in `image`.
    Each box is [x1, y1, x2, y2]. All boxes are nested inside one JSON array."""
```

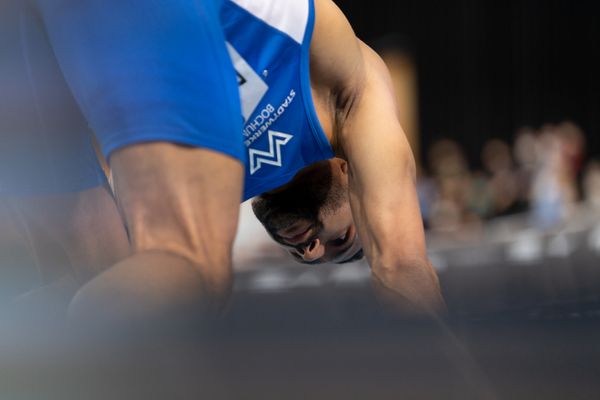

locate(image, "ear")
[[338, 159, 349, 175]]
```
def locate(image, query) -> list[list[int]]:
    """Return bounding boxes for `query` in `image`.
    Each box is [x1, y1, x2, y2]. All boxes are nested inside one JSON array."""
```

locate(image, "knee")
[[67, 250, 235, 326], [154, 245, 235, 312], [198, 254, 234, 308]]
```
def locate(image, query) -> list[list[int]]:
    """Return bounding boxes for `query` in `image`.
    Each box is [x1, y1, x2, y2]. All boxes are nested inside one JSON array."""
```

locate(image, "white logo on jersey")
[[248, 130, 293, 175], [226, 42, 269, 122]]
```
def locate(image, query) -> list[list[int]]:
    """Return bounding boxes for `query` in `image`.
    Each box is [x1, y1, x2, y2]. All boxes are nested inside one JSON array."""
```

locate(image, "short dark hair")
[[251, 160, 344, 244]]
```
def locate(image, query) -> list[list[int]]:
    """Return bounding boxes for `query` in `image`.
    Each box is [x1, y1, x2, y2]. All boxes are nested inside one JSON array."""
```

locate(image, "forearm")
[[370, 258, 445, 315]]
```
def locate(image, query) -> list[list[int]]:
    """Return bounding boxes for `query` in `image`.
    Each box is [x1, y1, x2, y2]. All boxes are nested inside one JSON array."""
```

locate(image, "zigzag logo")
[[248, 130, 294, 175]]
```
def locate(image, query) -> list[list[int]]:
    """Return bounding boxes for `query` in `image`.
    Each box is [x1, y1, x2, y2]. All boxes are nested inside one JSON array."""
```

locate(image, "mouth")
[[332, 226, 362, 264], [338, 248, 364, 264]]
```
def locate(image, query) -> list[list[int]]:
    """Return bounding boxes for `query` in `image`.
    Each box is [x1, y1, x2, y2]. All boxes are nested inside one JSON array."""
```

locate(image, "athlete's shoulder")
[[311, 0, 363, 88], [309, 0, 370, 153]]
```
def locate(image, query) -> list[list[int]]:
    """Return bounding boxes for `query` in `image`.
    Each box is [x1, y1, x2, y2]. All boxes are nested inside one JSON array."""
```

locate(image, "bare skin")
[[303, 0, 444, 312], [4, 147, 244, 325], [68, 0, 443, 321], [16, 0, 442, 323], [7, 187, 130, 283], [68, 144, 244, 325], [3, 187, 129, 318]]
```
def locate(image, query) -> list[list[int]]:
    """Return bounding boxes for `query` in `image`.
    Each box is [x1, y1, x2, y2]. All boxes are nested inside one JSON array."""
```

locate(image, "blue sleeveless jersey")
[[221, 0, 335, 201]]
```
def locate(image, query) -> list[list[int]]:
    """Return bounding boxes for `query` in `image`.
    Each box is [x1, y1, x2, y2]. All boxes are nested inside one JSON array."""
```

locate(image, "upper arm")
[[312, 0, 427, 267], [340, 45, 428, 269], [311, 0, 443, 310], [339, 43, 443, 310]]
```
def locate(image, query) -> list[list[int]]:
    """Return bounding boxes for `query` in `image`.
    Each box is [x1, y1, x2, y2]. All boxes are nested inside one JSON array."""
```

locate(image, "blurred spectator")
[[530, 127, 565, 229], [481, 138, 522, 217], [513, 127, 537, 211], [530, 123, 583, 230], [557, 121, 586, 182], [425, 139, 485, 238], [583, 161, 600, 212], [421, 121, 592, 238]]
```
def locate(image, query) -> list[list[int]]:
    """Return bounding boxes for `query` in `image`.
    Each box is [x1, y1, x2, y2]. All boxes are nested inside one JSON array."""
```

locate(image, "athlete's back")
[[221, 0, 334, 200]]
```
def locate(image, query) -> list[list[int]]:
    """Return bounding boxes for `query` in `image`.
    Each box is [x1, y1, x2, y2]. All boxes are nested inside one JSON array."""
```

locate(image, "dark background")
[[337, 0, 600, 170]]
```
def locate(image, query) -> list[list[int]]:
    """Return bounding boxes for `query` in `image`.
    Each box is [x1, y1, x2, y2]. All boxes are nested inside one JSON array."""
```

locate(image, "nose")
[[298, 238, 325, 262]]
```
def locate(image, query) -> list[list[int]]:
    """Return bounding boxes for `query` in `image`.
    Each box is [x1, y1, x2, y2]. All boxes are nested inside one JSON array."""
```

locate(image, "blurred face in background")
[[482, 139, 512, 174], [513, 128, 538, 169], [252, 159, 363, 265], [583, 161, 600, 209]]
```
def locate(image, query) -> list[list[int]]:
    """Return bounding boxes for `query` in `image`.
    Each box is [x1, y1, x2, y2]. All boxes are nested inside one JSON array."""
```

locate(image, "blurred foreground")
[[1, 203, 600, 399], [2, 119, 600, 399]]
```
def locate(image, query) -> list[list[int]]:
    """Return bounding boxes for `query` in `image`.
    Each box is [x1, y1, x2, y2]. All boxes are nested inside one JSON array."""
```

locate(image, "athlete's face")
[[275, 195, 364, 264], [252, 159, 364, 265]]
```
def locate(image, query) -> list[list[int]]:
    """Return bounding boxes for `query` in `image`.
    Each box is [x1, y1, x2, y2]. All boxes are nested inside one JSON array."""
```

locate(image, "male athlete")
[[221, 0, 444, 312], [1, 0, 442, 325]]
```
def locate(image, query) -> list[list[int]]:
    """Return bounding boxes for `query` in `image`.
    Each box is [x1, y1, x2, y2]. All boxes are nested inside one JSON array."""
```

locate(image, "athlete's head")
[[252, 158, 364, 264]]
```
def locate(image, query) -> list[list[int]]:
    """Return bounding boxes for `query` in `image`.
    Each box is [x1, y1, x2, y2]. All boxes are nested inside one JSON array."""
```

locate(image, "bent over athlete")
[[1, 0, 443, 325], [222, 0, 444, 313]]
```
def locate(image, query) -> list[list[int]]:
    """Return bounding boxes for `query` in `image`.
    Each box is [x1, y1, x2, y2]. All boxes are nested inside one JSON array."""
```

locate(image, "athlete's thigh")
[[110, 142, 244, 280]]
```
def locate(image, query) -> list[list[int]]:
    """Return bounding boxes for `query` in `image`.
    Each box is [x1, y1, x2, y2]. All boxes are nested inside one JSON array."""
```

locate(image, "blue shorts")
[[0, 0, 243, 195]]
